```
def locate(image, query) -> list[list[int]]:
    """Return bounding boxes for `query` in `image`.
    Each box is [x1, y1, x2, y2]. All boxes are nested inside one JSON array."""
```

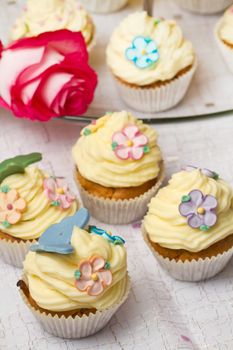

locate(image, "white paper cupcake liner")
[[215, 19, 233, 74], [113, 62, 197, 113], [74, 166, 164, 224], [0, 238, 35, 268], [173, 0, 232, 14], [79, 0, 128, 13], [143, 229, 233, 282], [19, 275, 131, 339]]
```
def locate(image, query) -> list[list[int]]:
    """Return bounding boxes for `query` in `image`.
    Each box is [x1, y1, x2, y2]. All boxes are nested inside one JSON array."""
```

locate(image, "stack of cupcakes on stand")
[[106, 11, 196, 112], [72, 111, 164, 224], [0, 153, 78, 267]]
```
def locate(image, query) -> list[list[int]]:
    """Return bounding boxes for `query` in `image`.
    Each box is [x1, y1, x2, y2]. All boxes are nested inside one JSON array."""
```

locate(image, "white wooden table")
[[1, 1, 233, 349]]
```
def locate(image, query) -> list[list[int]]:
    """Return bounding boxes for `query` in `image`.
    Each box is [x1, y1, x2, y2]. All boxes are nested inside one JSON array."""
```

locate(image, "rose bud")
[[0, 30, 98, 121]]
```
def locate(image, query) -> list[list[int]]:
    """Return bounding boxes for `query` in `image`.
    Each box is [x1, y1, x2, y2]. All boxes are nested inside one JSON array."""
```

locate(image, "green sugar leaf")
[[0, 153, 42, 182]]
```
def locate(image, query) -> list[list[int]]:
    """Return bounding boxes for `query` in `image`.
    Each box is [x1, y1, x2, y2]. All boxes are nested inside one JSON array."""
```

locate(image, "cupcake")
[[143, 166, 233, 281], [17, 210, 130, 339], [79, 0, 128, 13], [72, 111, 164, 224], [215, 5, 233, 74], [173, 0, 232, 14], [0, 153, 78, 267], [106, 12, 196, 113], [10, 0, 95, 50]]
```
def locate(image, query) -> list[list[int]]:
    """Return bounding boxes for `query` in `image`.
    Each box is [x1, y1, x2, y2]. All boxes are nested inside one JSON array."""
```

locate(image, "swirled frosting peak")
[[72, 111, 162, 188], [144, 168, 233, 252], [106, 11, 195, 86], [219, 6, 233, 45], [0, 167, 78, 240], [10, 0, 94, 46], [24, 226, 128, 311]]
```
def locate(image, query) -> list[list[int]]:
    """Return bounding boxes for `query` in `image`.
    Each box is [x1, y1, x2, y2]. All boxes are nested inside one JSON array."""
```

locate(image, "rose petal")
[[91, 256, 105, 272], [133, 134, 148, 147], [116, 147, 130, 160], [131, 147, 144, 160], [97, 270, 112, 287], [87, 280, 104, 296], [79, 261, 92, 279], [0, 46, 44, 105], [202, 195, 218, 210], [203, 211, 217, 227], [123, 125, 138, 140], [75, 279, 93, 292], [7, 210, 21, 224], [13, 198, 26, 211], [112, 132, 127, 146], [187, 214, 203, 228]]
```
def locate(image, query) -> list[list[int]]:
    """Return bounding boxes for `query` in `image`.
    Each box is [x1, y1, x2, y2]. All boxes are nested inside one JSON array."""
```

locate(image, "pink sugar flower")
[[75, 256, 112, 296], [112, 124, 149, 160], [0, 189, 26, 225], [44, 177, 75, 210]]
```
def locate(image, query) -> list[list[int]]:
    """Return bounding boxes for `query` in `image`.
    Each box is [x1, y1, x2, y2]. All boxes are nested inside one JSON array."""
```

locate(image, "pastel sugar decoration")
[[44, 176, 75, 209], [30, 208, 90, 254], [183, 165, 219, 180], [0, 153, 42, 182], [179, 189, 217, 231], [89, 226, 125, 245], [75, 255, 112, 296], [112, 124, 149, 160], [125, 36, 159, 69], [0, 189, 26, 227]]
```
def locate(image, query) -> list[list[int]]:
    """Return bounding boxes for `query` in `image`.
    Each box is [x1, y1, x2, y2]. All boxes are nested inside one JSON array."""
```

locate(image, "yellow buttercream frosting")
[[106, 11, 195, 86], [72, 111, 162, 188], [144, 169, 233, 252], [10, 0, 94, 46], [23, 226, 128, 311], [219, 6, 233, 45], [0, 167, 78, 240]]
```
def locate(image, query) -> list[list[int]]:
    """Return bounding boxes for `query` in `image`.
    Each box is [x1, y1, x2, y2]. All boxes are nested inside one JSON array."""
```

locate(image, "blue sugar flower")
[[125, 36, 159, 69]]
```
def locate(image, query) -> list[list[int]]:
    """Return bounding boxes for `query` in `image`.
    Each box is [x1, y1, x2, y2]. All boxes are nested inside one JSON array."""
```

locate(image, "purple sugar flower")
[[179, 189, 217, 231], [183, 165, 219, 180]]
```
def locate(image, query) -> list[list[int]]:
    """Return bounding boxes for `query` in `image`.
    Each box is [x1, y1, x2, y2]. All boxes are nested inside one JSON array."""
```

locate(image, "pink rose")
[[0, 30, 97, 121]]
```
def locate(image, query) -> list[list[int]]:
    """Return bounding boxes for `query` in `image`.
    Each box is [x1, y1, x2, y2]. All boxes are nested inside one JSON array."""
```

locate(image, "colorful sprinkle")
[[181, 195, 191, 203], [74, 270, 81, 279], [2, 220, 11, 228], [83, 128, 91, 136], [0, 185, 10, 193]]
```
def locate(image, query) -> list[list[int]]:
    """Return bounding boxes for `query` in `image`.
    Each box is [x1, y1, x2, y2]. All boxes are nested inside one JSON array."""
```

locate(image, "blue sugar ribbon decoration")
[[89, 226, 125, 245], [30, 208, 90, 254]]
